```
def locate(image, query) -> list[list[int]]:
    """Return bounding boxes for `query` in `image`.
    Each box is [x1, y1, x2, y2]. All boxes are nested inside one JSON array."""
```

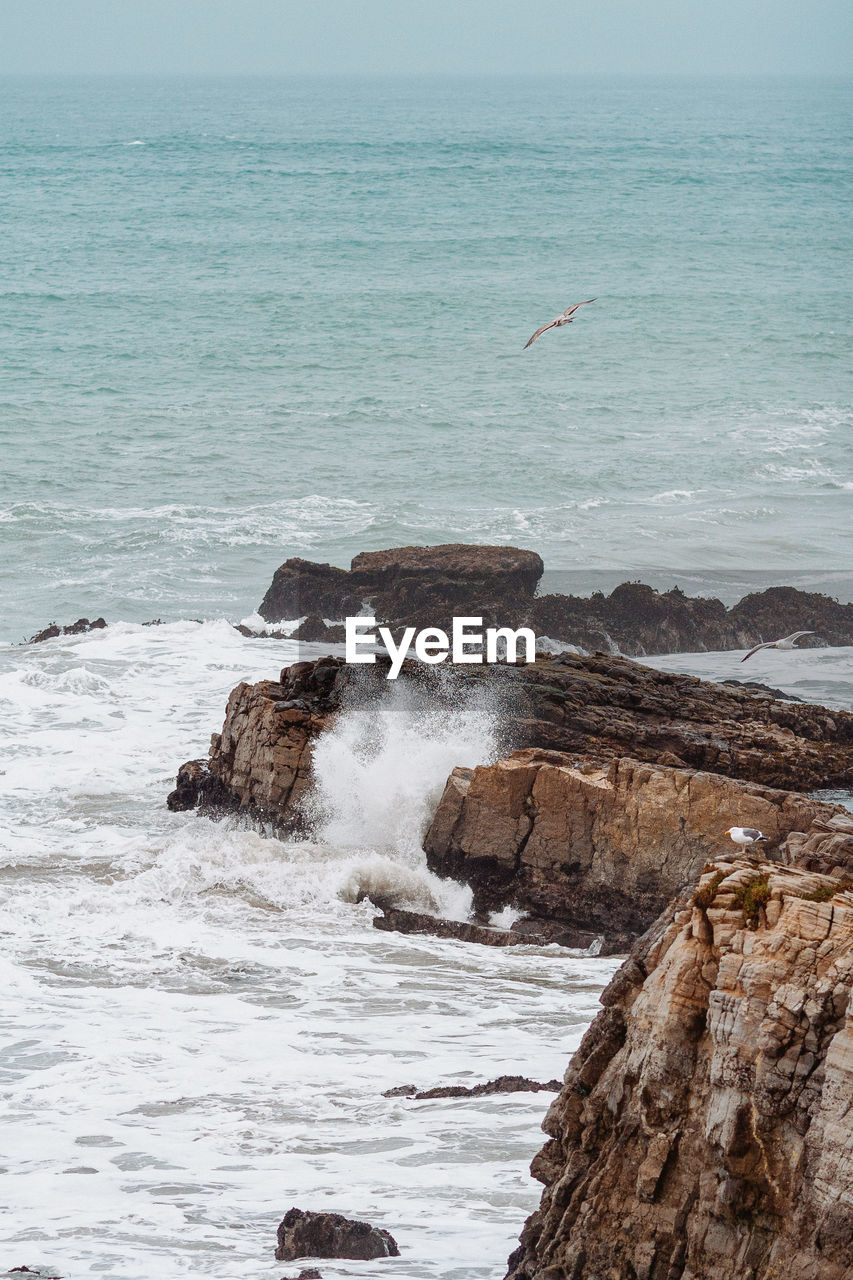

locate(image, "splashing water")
[[303, 675, 501, 916]]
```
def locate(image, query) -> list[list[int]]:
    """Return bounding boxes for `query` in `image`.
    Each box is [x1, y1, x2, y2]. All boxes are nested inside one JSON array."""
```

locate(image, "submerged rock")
[[372, 905, 606, 951], [505, 861, 853, 1280], [274, 1208, 399, 1262], [384, 1075, 561, 1100]]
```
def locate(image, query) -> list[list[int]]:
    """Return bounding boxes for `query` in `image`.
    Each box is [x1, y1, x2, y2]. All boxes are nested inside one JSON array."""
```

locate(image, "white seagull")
[[740, 630, 815, 663], [523, 298, 596, 349], [725, 827, 767, 847]]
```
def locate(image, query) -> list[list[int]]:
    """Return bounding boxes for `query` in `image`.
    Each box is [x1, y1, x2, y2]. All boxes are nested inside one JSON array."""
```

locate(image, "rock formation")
[[28, 616, 107, 644], [254, 543, 853, 655], [168, 652, 853, 829], [258, 543, 544, 633], [424, 752, 847, 948], [275, 1209, 399, 1262], [505, 860, 853, 1280]]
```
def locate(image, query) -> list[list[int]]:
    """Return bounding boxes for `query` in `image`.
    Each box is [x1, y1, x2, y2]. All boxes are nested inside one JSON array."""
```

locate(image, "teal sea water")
[[1, 76, 853, 1280], [1, 75, 852, 639]]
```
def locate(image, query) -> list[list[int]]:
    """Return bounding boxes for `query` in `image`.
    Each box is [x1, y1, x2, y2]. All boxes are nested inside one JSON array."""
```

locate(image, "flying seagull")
[[740, 631, 815, 663], [725, 827, 767, 847], [523, 298, 596, 349]]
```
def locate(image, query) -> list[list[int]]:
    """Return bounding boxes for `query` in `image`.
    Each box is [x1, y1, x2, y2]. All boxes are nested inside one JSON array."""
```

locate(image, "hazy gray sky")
[[0, 0, 850, 76]]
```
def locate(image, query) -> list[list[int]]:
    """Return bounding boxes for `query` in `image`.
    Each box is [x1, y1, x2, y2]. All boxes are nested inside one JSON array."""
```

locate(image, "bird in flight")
[[523, 298, 596, 349], [740, 631, 815, 663], [725, 827, 767, 847]]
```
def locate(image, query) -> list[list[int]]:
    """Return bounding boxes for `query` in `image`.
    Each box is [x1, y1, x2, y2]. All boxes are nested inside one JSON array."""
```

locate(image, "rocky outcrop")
[[424, 752, 846, 947], [255, 542, 853, 654], [371, 905, 604, 951], [258, 543, 544, 630], [275, 1209, 399, 1262], [168, 652, 853, 832], [505, 861, 853, 1280], [532, 582, 853, 657], [28, 616, 107, 644]]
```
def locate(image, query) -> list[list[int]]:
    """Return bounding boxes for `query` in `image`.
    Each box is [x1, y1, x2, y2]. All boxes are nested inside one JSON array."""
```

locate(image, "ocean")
[[1, 75, 851, 1278]]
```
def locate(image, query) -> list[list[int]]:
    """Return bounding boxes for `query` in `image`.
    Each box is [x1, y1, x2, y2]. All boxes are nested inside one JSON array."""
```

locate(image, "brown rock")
[[167, 652, 853, 833], [424, 752, 846, 945], [505, 861, 853, 1280]]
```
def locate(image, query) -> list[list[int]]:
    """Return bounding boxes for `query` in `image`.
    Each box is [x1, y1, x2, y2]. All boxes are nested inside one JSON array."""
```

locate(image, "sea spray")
[[302, 672, 503, 915]]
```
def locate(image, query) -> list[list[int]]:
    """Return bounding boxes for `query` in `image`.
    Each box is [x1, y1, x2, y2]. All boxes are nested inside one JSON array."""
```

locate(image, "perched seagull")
[[523, 298, 596, 349], [740, 630, 815, 663], [725, 827, 767, 848]]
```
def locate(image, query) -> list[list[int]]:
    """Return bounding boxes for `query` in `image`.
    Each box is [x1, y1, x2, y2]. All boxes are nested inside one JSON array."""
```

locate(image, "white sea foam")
[[0, 622, 614, 1279]]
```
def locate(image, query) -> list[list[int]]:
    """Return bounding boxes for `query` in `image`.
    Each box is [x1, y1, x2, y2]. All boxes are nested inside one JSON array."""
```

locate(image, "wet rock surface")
[[168, 651, 853, 832], [505, 861, 853, 1280], [258, 543, 544, 633], [384, 1075, 562, 1100], [274, 1208, 399, 1262], [27, 617, 107, 644], [424, 751, 847, 946], [256, 544, 853, 655]]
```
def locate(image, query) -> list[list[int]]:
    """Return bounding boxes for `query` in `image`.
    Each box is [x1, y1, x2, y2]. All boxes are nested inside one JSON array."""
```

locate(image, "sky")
[[0, 0, 851, 76]]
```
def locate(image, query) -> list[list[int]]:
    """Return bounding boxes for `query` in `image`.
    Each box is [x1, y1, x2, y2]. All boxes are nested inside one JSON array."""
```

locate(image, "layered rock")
[[505, 861, 853, 1280], [424, 752, 846, 946], [168, 653, 853, 831]]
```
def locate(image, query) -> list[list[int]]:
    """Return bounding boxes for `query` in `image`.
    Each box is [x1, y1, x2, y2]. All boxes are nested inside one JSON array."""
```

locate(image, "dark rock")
[[274, 1209, 399, 1262], [258, 543, 543, 626], [384, 1075, 562, 1100], [281, 1271, 322, 1280], [28, 617, 107, 644], [372, 907, 552, 948], [289, 614, 346, 644], [722, 678, 804, 701]]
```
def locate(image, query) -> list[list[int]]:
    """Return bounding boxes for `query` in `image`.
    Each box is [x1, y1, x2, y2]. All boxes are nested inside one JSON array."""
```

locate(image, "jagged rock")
[[256, 544, 853, 655], [28, 617, 107, 644], [424, 752, 846, 945], [167, 653, 853, 833], [784, 811, 853, 878], [274, 1208, 399, 1262], [384, 1075, 562, 1100], [505, 860, 853, 1280]]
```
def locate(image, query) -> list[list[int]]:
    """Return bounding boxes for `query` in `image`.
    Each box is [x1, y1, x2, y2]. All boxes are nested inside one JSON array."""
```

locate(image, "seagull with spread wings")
[[740, 631, 815, 663], [523, 298, 596, 349]]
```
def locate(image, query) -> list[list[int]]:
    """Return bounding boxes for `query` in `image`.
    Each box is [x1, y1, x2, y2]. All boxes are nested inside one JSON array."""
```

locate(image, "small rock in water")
[[281, 1270, 323, 1280], [275, 1208, 399, 1262], [27, 617, 107, 644], [383, 1075, 562, 1100]]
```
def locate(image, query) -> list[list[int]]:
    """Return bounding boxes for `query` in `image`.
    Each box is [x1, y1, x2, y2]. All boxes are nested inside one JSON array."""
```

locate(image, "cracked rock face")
[[424, 751, 846, 946], [505, 861, 853, 1280]]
